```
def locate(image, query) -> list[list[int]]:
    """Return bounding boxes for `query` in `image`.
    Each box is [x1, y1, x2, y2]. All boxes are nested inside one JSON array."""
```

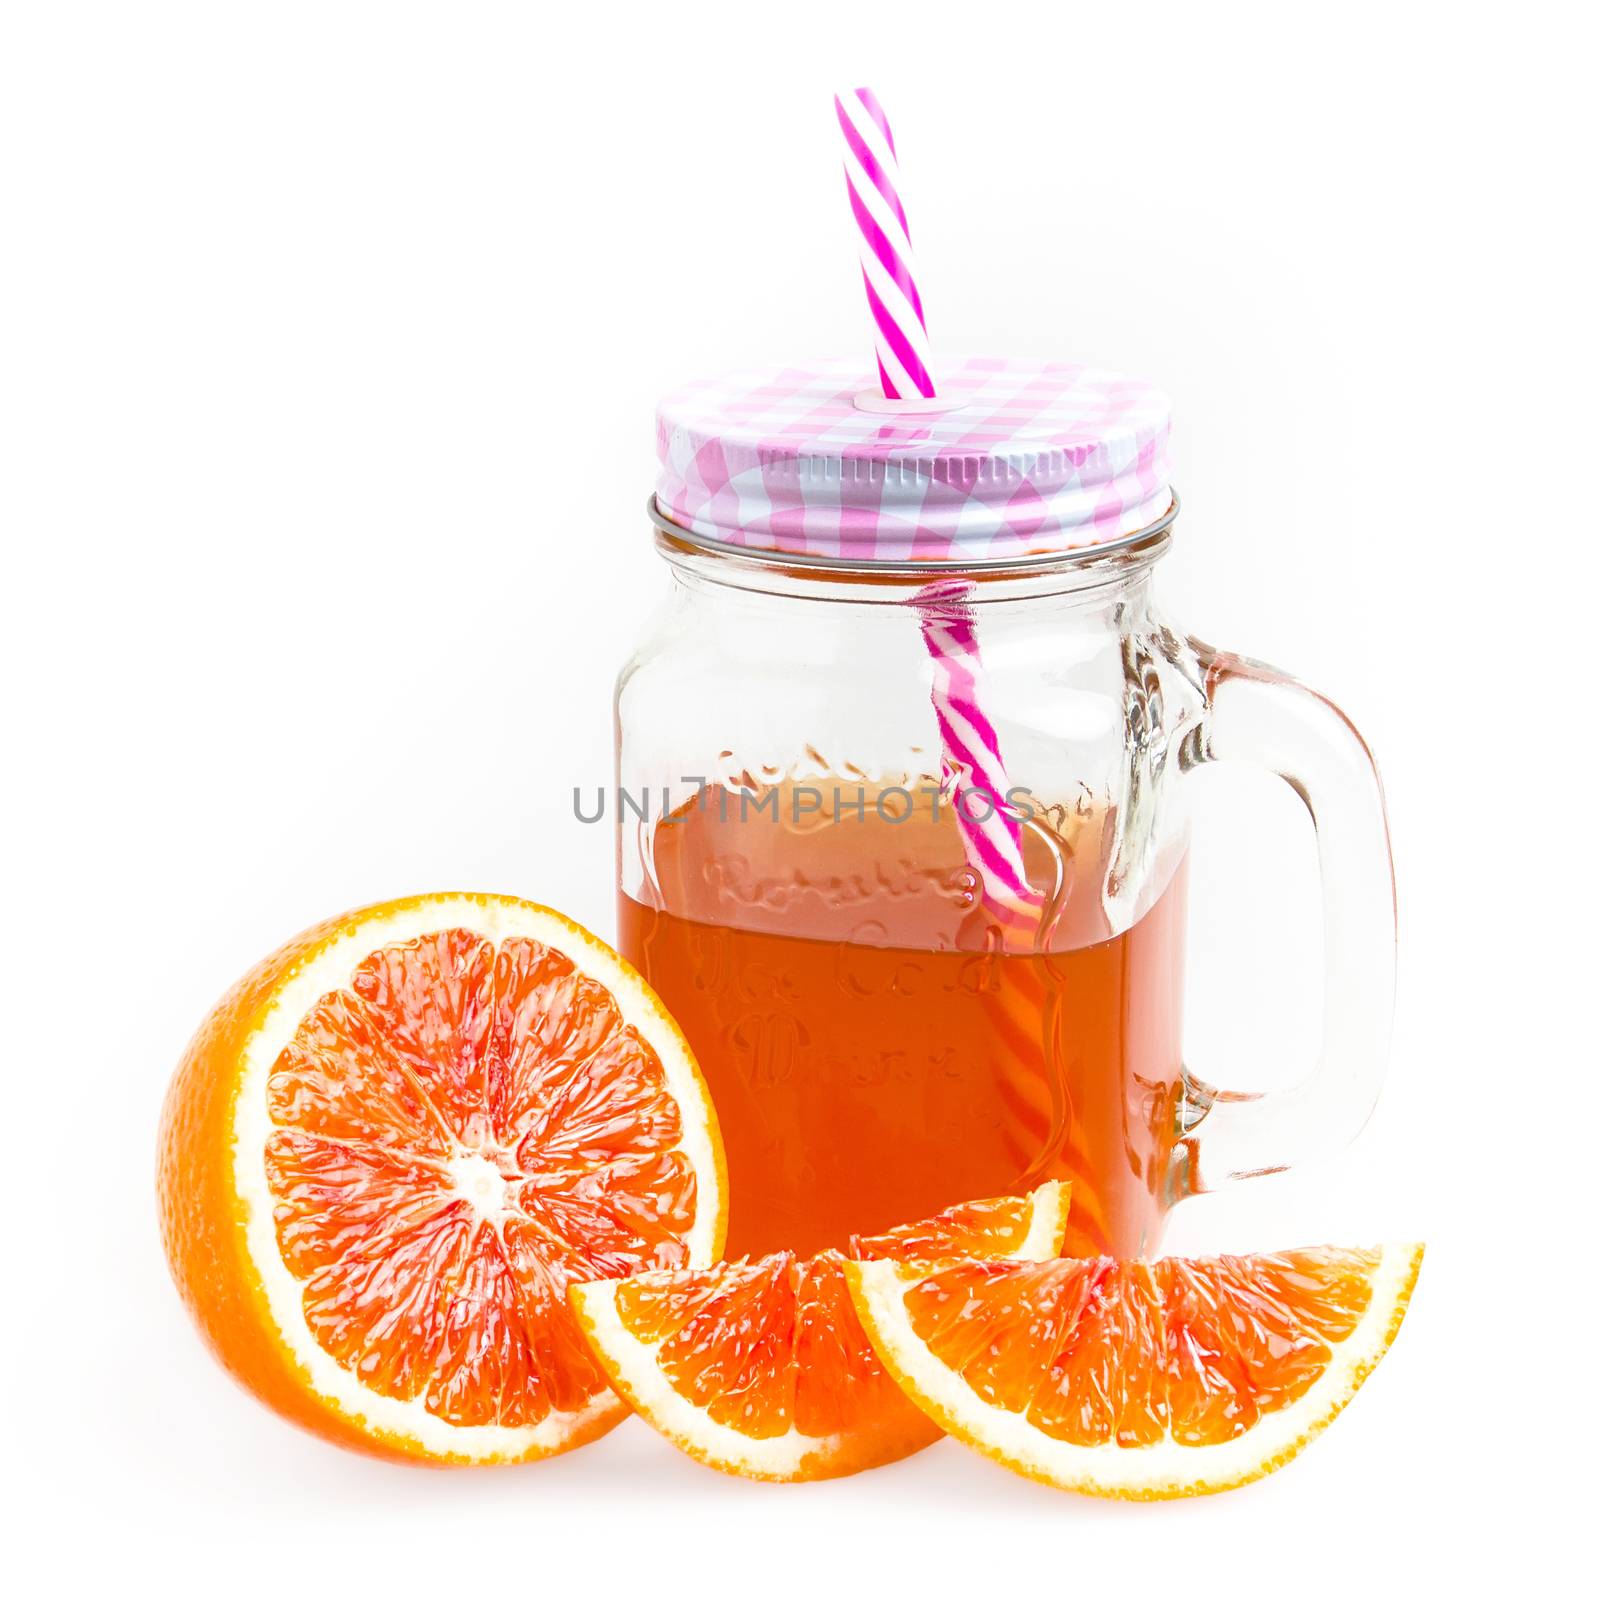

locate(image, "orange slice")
[[157, 893, 726, 1464], [570, 1182, 1069, 1481], [847, 1243, 1423, 1498]]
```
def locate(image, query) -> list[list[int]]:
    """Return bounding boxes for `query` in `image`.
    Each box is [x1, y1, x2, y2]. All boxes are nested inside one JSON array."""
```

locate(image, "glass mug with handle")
[[615, 358, 1393, 1262]]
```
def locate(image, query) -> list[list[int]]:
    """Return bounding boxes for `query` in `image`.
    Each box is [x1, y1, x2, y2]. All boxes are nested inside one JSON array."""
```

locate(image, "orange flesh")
[[903, 1250, 1380, 1447], [613, 1193, 1041, 1441], [264, 928, 700, 1428]]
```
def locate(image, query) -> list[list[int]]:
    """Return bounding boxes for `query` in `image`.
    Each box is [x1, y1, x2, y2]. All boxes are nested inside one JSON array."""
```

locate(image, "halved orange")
[[157, 893, 726, 1465], [848, 1243, 1423, 1498], [570, 1182, 1069, 1481]]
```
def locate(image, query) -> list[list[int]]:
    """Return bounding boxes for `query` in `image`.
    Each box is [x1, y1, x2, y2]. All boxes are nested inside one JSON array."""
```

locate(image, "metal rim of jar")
[[647, 490, 1179, 583]]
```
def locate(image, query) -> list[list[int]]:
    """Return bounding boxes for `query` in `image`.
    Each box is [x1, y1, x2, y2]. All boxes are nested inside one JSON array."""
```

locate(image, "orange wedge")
[[847, 1243, 1422, 1498], [570, 1183, 1068, 1481], [157, 893, 726, 1464]]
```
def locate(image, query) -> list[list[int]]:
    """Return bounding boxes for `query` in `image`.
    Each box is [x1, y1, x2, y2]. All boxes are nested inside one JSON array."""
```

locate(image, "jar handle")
[[1174, 641, 1395, 1193]]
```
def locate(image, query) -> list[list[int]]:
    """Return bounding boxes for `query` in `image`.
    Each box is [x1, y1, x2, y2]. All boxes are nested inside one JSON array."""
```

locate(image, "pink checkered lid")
[[654, 356, 1173, 563]]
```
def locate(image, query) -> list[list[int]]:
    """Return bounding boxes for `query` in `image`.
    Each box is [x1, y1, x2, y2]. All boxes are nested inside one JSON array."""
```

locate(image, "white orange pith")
[[570, 1183, 1070, 1482], [847, 1242, 1423, 1498], [158, 893, 726, 1465]]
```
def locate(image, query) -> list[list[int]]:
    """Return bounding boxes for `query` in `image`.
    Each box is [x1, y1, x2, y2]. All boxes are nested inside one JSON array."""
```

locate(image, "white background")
[[3, 0, 1593, 1591]]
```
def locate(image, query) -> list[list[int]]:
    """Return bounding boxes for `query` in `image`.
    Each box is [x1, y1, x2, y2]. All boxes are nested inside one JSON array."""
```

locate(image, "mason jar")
[[614, 358, 1393, 1262]]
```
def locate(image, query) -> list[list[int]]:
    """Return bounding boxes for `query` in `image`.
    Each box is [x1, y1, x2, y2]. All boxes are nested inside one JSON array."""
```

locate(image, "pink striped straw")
[[833, 87, 937, 401], [834, 88, 1041, 931]]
